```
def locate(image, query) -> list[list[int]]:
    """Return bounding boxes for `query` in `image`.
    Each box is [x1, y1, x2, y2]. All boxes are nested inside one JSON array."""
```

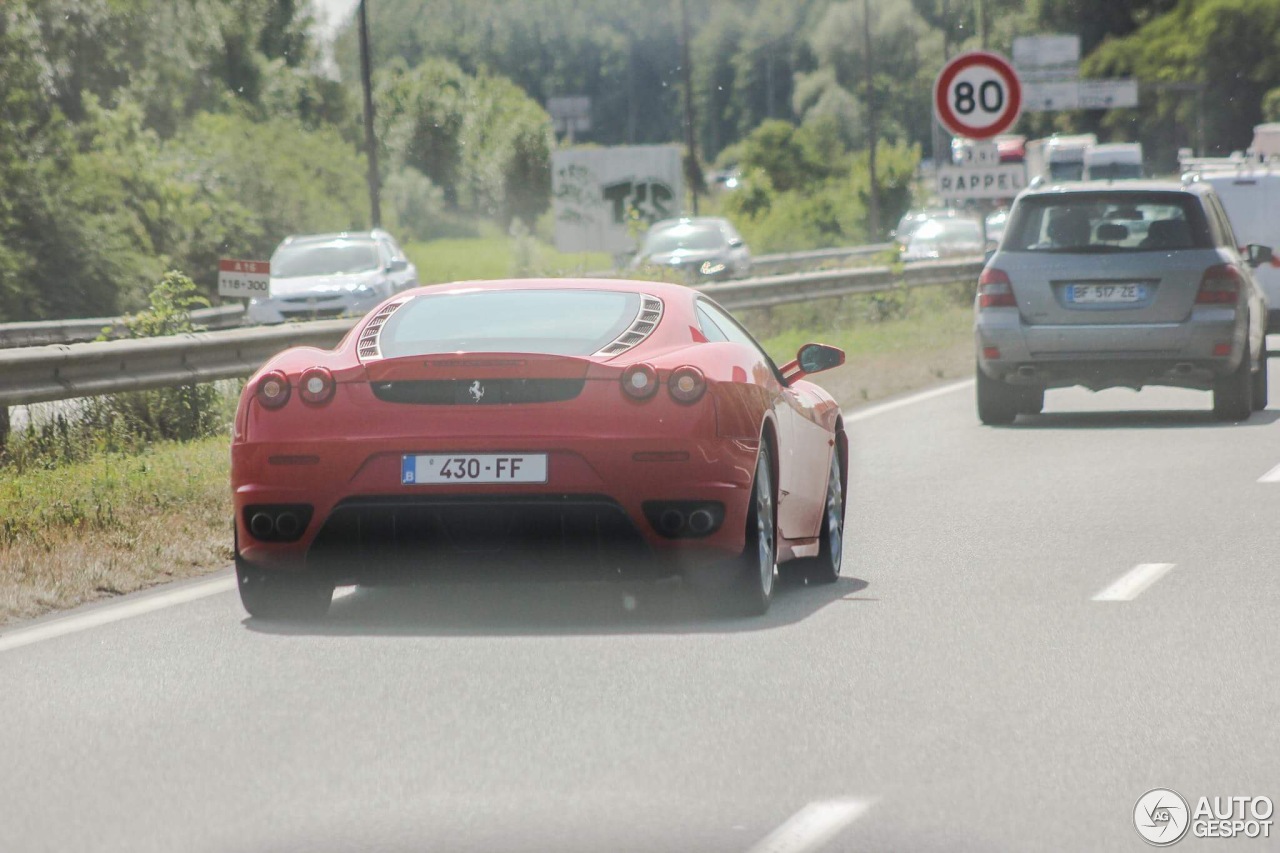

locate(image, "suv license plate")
[[1068, 283, 1146, 303], [402, 454, 548, 485]]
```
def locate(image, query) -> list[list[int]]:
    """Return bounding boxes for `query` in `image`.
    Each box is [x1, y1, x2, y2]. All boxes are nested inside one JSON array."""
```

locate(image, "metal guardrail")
[[0, 320, 353, 407], [0, 305, 245, 349], [0, 257, 982, 410], [0, 243, 899, 350], [748, 243, 893, 276]]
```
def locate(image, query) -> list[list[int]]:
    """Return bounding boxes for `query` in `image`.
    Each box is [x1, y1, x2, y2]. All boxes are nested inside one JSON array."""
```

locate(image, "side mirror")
[[387, 258, 409, 272], [782, 343, 845, 381], [728, 238, 744, 249], [1247, 244, 1273, 268]]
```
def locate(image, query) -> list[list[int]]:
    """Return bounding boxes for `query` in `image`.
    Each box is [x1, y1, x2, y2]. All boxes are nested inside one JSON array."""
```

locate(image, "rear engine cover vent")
[[594, 294, 664, 357], [357, 299, 408, 361]]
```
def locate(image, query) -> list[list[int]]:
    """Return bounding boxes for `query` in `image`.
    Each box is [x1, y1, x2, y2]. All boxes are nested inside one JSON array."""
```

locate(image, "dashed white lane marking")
[[746, 798, 875, 853], [1258, 463, 1280, 483], [844, 379, 973, 424], [1092, 563, 1175, 602], [0, 573, 237, 654]]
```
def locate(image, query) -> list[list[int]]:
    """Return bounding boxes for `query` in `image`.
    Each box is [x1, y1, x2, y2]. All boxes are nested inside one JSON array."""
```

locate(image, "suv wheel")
[[1213, 348, 1254, 421], [1017, 385, 1045, 415], [1252, 350, 1269, 411], [976, 364, 1020, 425]]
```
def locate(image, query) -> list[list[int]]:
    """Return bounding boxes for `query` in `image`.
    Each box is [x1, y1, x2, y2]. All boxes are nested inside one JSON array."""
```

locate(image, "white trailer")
[[1082, 142, 1144, 180], [1025, 133, 1097, 183]]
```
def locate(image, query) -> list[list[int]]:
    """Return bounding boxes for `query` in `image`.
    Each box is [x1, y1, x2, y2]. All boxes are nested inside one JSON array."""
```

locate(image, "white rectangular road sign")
[[1012, 35, 1080, 68], [218, 259, 270, 299], [936, 164, 1028, 200], [1078, 79, 1139, 109], [1023, 79, 1139, 112], [1023, 81, 1081, 112]]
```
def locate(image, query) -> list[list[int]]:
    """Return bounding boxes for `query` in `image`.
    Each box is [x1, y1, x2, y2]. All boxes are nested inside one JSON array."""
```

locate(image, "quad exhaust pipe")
[[643, 502, 725, 539], [244, 505, 313, 543]]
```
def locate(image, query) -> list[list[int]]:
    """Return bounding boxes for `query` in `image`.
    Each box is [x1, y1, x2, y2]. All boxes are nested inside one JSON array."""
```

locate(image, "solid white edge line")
[[747, 798, 875, 853], [1258, 463, 1280, 483], [2, 379, 975, 653], [0, 573, 238, 654], [843, 379, 974, 424], [1092, 563, 1175, 602]]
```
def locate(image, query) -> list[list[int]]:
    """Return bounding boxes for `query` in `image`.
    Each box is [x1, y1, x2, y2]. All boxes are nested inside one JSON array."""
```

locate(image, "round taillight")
[[299, 367, 335, 405], [256, 370, 290, 409], [668, 366, 706, 403], [621, 364, 659, 400]]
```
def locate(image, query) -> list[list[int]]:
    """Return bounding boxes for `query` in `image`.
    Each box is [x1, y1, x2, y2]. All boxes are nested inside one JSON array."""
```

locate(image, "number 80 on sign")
[[933, 51, 1022, 140]]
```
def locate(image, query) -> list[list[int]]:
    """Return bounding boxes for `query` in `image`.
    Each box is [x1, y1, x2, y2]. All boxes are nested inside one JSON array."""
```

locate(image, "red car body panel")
[[231, 278, 844, 579]]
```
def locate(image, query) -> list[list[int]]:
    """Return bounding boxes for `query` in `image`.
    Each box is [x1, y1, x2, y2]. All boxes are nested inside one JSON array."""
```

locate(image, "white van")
[[1194, 168, 1280, 330]]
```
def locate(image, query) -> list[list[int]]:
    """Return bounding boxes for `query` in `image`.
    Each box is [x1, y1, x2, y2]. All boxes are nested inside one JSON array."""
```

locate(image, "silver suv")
[[246, 229, 418, 325], [975, 181, 1272, 423]]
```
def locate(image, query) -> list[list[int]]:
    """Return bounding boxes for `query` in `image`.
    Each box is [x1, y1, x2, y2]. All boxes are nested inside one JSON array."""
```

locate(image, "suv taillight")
[[1196, 264, 1242, 304], [978, 268, 1016, 308]]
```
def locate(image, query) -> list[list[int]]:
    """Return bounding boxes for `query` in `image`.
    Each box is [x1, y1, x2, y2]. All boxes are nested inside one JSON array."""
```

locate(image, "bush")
[[88, 271, 223, 444]]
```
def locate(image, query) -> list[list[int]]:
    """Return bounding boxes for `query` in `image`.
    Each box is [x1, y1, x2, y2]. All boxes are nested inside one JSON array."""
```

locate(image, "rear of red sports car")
[[231, 280, 784, 614]]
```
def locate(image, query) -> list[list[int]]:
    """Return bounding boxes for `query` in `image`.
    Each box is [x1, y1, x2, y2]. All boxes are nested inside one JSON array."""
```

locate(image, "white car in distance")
[[246, 229, 418, 325]]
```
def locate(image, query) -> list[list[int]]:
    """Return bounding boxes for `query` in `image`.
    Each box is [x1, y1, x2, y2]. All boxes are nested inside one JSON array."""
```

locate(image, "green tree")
[[1084, 0, 1280, 169]]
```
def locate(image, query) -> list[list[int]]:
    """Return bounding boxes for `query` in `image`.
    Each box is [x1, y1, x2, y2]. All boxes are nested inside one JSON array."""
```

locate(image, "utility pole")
[[862, 0, 880, 237], [679, 0, 700, 215], [358, 0, 382, 228]]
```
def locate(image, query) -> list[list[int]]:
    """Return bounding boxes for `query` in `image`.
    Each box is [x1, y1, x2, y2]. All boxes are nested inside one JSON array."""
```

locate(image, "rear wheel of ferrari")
[[728, 445, 777, 616], [236, 559, 333, 620], [802, 449, 844, 585]]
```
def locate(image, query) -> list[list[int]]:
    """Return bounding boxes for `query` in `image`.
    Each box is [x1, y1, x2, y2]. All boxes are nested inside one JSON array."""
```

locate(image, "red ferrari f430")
[[231, 279, 847, 618]]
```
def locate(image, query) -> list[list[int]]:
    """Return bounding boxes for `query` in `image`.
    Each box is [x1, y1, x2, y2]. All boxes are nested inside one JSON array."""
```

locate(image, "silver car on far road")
[[247, 229, 418, 325], [975, 181, 1272, 424]]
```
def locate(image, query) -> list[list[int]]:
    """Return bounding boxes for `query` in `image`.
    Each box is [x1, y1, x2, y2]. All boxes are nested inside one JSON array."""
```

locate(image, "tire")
[[728, 444, 778, 615], [1017, 385, 1045, 416], [1252, 350, 1269, 411], [801, 448, 845, 585], [976, 364, 1020, 425], [1213, 348, 1254, 421], [236, 557, 333, 620]]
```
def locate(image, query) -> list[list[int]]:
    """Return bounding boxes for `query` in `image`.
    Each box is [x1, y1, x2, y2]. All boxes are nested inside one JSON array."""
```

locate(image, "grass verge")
[[0, 437, 232, 625], [405, 236, 613, 283], [0, 282, 974, 626]]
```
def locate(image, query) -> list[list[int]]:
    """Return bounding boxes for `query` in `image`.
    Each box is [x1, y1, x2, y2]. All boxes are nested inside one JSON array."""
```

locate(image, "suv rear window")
[[379, 289, 644, 358], [1003, 192, 1212, 253]]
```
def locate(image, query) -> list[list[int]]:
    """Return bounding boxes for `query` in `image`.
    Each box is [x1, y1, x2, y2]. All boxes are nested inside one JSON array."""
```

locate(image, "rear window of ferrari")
[[378, 289, 647, 358]]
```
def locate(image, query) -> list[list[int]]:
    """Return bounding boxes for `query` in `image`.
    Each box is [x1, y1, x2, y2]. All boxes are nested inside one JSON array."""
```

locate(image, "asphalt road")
[[2, 374, 1279, 852]]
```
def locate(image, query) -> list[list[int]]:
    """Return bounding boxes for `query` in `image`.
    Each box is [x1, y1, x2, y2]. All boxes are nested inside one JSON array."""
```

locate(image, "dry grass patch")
[[0, 436, 232, 625]]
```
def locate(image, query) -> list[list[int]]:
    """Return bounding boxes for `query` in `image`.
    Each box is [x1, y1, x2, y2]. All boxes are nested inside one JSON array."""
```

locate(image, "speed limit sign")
[[933, 51, 1022, 139]]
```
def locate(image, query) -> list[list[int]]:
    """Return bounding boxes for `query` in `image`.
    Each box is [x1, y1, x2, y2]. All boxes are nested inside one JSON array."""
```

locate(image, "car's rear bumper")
[[232, 435, 758, 577], [976, 307, 1246, 389]]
